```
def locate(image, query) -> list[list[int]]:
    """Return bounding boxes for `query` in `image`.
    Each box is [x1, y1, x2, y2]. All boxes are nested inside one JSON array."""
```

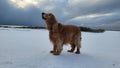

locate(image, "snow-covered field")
[[0, 28, 120, 68]]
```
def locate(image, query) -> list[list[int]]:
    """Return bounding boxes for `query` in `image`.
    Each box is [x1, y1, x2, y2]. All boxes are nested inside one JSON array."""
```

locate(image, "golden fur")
[[42, 12, 81, 55]]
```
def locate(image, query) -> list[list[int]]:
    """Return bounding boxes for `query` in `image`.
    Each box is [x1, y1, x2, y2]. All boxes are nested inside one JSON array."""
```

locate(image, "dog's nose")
[[42, 12, 45, 15], [42, 12, 46, 20]]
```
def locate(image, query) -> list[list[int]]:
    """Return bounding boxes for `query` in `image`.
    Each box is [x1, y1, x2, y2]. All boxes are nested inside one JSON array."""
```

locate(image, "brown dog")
[[42, 12, 81, 55], [52, 23, 81, 54], [42, 12, 104, 55]]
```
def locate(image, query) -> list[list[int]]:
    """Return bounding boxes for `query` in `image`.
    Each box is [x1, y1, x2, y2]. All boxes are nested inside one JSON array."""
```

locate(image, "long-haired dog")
[[42, 12, 104, 55]]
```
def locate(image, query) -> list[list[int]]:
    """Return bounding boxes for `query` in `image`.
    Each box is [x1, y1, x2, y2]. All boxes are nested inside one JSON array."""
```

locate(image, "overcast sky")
[[0, 0, 120, 28]]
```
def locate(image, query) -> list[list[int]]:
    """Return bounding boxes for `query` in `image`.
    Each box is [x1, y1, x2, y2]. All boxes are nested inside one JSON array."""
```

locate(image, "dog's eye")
[[48, 14, 51, 16]]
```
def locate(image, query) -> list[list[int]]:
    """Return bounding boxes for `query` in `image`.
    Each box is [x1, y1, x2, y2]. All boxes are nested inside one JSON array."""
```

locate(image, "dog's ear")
[[58, 23, 63, 32]]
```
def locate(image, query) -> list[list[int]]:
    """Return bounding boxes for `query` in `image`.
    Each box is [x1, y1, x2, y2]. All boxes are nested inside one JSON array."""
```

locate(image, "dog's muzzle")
[[42, 12, 46, 20]]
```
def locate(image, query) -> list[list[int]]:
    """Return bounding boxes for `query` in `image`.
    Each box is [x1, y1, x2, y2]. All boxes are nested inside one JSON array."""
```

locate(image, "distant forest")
[[0, 25, 46, 29]]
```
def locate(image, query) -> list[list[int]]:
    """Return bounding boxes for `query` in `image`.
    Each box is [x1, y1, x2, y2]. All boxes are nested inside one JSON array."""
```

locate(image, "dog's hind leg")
[[75, 42, 81, 54], [75, 37, 81, 54], [67, 43, 76, 53]]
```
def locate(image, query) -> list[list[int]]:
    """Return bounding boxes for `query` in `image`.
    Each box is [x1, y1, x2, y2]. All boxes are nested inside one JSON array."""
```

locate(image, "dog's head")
[[53, 23, 63, 32], [42, 12, 55, 21], [41, 12, 58, 31]]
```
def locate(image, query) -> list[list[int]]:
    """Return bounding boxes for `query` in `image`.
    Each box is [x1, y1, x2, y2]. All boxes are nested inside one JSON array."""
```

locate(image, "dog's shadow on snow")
[[53, 52, 101, 65], [16, 52, 110, 68]]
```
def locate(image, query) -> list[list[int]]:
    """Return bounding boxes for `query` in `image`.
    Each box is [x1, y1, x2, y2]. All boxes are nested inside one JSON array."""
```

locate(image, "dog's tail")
[[80, 26, 105, 33]]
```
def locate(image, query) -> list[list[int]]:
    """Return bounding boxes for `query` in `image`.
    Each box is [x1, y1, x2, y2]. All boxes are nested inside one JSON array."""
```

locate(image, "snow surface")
[[0, 28, 120, 68]]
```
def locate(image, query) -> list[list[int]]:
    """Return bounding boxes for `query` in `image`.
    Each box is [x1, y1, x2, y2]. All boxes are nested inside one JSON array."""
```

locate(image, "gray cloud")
[[0, 0, 120, 29], [0, 0, 44, 26], [66, 12, 120, 30], [63, 0, 120, 29], [63, 0, 120, 20]]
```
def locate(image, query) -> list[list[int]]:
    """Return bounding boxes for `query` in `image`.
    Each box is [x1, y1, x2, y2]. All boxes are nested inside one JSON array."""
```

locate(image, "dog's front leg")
[[50, 44, 57, 53], [53, 41, 63, 55]]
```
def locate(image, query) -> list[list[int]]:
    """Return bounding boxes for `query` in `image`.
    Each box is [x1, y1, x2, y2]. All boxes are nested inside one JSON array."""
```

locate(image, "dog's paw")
[[67, 50, 74, 53], [50, 50, 54, 53], [53, 52, 60, 55], [75, 51, 80, 54]]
